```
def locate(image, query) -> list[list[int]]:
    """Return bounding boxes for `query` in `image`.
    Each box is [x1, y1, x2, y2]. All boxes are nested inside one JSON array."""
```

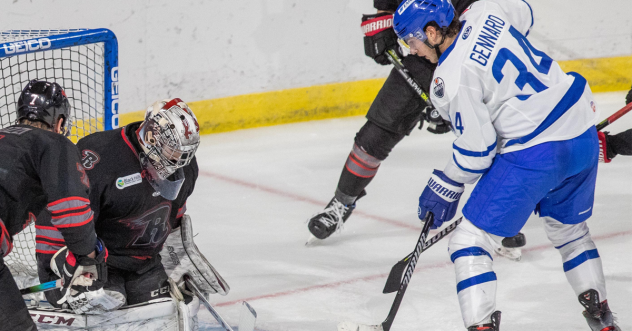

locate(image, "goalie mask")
[[137, 98, 200, 200]]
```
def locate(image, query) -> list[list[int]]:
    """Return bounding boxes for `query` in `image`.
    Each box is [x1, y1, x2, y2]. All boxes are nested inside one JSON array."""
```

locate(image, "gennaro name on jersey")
[[469, 15, 506, 66]]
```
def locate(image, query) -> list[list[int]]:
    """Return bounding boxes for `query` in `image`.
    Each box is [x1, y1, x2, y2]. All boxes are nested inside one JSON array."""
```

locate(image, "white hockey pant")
[[448, 217, 606, 328]]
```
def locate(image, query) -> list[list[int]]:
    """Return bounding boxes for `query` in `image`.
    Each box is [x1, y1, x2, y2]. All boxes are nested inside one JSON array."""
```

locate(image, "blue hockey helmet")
[[393, 0, 455, 44]]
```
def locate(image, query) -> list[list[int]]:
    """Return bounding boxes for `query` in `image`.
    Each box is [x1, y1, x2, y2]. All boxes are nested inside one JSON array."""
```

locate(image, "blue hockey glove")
[[418, 170, 464, 229]]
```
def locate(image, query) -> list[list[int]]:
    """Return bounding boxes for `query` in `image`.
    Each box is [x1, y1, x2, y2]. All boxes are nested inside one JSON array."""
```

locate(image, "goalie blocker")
[[161, 215, 230, 296]]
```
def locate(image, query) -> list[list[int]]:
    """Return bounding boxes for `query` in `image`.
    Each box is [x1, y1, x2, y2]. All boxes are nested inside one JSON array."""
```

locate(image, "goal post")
[[0, 28, 119, 283]]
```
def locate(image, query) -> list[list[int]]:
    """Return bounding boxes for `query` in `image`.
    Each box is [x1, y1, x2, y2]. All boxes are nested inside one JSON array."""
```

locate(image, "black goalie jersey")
[[0, 125, 96, 258], [75, 121, 198, 271]]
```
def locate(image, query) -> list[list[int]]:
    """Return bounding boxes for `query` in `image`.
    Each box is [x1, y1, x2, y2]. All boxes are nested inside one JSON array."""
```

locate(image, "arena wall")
[[2, 0, 631, 133]]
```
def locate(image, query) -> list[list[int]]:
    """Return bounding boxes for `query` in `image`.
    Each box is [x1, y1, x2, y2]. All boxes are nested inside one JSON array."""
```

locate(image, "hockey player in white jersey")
[[394, 0, 620, 330]]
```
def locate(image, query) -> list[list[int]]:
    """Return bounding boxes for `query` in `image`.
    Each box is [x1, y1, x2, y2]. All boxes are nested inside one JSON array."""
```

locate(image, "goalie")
[[38, 98, 228, 328]]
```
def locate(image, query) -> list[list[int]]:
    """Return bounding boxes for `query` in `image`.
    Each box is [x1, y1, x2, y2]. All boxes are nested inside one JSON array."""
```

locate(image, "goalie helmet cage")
[[0, 29, 119, 281]]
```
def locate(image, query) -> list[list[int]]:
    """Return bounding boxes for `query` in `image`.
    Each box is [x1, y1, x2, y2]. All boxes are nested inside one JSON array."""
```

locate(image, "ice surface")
[[191, 91, 631, 331]]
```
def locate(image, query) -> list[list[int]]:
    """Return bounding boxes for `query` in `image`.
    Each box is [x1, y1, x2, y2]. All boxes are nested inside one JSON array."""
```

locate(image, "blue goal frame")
[[0, 28, 119, 130]]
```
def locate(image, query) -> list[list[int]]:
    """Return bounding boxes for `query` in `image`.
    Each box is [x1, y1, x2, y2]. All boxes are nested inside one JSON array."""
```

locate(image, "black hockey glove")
[[626, 85, 632, 105], [52, 237, 108, 296], [423, 106, 452, 134], [361, 12, 401, 65]]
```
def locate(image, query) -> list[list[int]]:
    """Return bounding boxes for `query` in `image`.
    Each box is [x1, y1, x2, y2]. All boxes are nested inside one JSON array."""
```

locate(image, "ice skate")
[[579, 290, 620, 331], [468, 311, 501, 331], [493, 233, 526, 261], [306, 197, 357, 243]]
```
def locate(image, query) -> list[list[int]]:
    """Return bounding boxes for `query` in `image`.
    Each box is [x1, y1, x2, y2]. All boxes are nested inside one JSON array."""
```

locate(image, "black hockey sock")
[[336, 144, 382, 200]]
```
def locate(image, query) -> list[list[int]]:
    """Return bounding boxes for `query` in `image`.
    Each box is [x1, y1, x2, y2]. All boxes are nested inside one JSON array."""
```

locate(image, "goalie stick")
[[339, 212, 438, 331], [596, 102, 632, 131], [184, 275, 256, 331]]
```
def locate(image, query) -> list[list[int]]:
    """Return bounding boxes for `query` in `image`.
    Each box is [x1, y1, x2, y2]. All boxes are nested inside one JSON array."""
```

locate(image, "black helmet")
[[17, 80, 71, 135]]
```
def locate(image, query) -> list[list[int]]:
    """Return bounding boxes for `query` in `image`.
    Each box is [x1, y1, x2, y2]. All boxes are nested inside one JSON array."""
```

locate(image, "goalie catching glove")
[[161, 215, 230, 296], [51, 238, 125, 314]]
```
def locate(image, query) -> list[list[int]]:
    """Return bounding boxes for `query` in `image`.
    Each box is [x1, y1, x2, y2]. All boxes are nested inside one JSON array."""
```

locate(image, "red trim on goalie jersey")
[[121, 128, 139, 158], [176, 202, 187, 219], [131, 255, 152, 260], [0, 218, 13, 257]]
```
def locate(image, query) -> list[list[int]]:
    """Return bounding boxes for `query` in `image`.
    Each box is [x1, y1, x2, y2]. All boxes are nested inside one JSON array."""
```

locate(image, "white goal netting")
[[0, 29, 110, 285]]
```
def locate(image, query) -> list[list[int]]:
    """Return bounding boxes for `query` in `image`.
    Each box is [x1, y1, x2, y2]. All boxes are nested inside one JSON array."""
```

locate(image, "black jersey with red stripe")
[[0, 124, 96, 257], [76, 121, 197, 271]]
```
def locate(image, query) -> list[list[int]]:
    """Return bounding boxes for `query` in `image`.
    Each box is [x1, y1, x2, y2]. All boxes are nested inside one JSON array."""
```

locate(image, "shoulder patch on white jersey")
[[433, 77, 445, 98], [462, 26, 472, 40], [469, 15, 506, 67]]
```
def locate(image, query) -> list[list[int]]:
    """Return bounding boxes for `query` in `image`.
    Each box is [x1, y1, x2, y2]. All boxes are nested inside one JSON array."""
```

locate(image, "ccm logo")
[[151, 285, 170, 297], [3, 38, 51, 54], [30, 313, 75, 326]]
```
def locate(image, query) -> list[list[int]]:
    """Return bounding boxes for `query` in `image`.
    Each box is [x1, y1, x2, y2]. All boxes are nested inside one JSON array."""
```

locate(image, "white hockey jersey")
[[431, 0, 599, 184]]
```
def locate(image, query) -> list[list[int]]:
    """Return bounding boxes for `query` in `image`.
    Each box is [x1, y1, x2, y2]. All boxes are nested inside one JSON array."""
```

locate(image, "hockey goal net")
[[0, 29, 118, 286]]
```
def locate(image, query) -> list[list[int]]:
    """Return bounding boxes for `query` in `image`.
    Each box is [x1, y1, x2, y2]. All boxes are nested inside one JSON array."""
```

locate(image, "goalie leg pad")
[[448, 218, 500, 329], [161, 215, 229, 296], [543, 217, 606, 299]]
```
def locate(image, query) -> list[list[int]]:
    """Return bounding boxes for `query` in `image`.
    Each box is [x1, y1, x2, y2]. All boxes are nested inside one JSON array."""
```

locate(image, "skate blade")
[[495, 247, 522, 261], [338, 321, 383, 331], [305, 234, 320, 246]]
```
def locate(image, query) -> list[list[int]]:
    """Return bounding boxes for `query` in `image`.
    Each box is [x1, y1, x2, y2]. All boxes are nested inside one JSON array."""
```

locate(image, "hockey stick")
[[20, 279, 61, 295], [382, 217, 462, 293], [339, 212, 436, 331], [596, 102, 632, 131], [184, 275, 257, 331], [385, 49, 433, 108]]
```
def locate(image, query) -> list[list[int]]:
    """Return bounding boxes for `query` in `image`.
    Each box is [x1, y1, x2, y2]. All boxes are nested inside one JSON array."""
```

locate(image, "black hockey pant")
[[0, 255, 37, 331], [335, 55, 435, 201], [104, 262, 171, 305]]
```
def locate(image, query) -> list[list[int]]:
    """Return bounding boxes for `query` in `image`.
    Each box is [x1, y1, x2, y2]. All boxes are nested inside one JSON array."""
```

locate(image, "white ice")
[[189, 91, 632, 331]]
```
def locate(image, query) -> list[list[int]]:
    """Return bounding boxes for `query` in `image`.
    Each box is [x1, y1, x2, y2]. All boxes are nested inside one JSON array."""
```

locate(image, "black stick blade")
[[383, 255, 410, 293]]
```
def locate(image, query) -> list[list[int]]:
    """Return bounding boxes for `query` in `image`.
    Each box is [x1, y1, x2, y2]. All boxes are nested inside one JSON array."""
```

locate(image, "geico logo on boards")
[[30, 313, 76, 326], [3, 38, 51, 54], [111, 66, 119, 128]]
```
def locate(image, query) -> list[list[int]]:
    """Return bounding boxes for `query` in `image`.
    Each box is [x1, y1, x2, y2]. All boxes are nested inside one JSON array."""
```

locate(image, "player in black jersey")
[[598, 86, 632, 162], [40, 98, 226, 317], [307, 0, 526, 259], [0, 80, 108, 330]]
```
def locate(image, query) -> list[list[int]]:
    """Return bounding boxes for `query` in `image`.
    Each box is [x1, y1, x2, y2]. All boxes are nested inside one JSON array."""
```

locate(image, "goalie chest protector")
[[75, 121, 198, 270]]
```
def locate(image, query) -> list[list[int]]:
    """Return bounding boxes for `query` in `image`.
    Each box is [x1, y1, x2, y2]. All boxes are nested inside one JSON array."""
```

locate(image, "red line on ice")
[[214, 229, 632, 307], [198, 170, 418, 230]]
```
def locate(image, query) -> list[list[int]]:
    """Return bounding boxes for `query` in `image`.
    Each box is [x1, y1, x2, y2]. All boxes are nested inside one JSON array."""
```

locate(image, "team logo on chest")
[[81, 149, 100, 170], [119, 202, 172, 248], [433, 77, 445, 98], [116, 173, 143, 190]]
